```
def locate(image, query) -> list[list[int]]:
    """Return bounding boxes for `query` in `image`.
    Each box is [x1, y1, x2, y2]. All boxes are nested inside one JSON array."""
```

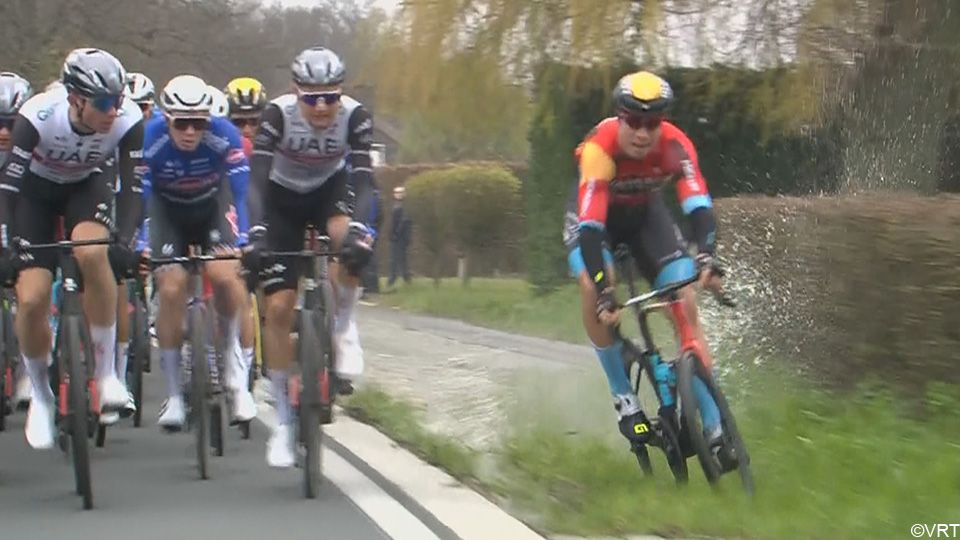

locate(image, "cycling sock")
[[116, 341, 129, 385], [692, 375, 721, 435], [23, 353, 54, 403], [160, 348, 182, 399], [269, 369, 292, 425], [594, 340, 632, 397], [91, 324, 117, 380], [242, 347, 254, 376], [334, 285, 359, 333]]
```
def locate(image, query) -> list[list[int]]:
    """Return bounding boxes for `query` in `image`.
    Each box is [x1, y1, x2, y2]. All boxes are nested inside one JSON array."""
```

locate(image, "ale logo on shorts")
[[162, 243, 174, 256]]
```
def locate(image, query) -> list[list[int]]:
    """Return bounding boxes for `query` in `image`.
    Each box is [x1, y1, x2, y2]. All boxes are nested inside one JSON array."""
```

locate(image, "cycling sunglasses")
[[88, 94, 124, 113], [620, 113, 664, 131], [298, 91, 341, 107], [231, 117, 259, 128], [171, 117, 210, 131], [0, 115, 15, 130]]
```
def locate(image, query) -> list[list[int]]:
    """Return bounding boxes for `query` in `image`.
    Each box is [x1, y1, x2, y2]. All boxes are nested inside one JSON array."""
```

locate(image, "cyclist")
[[126, 73, 156, 119], [0, 48, 144, 449], [0, 72, 34, 409], [143, 75, 254, 430], [224, 77, 267, 141], [563, 71, 730, 459], [245, 47, 377, 467], [224, 77, 265, 391]]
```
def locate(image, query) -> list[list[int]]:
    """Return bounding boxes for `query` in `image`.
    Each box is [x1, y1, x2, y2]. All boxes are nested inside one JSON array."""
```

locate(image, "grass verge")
[[342, 384, 479, 485]]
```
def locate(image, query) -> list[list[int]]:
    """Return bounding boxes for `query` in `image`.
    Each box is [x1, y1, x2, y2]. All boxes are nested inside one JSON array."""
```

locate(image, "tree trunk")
[[457, 256, 469, 286]]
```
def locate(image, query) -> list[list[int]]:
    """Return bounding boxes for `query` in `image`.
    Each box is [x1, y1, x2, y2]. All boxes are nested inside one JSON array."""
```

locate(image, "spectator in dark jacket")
[[388, 186, 413, 286]]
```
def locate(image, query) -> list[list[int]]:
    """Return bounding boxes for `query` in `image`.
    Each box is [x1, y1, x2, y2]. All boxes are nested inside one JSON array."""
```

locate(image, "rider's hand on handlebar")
[[596, 286, 621, 327], [695, 253, 724, 294]]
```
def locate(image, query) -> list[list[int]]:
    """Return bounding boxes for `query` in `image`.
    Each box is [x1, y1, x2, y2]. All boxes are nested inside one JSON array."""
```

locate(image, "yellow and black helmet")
[[224, 77, 267, 115], [612, 71, 674, 115]]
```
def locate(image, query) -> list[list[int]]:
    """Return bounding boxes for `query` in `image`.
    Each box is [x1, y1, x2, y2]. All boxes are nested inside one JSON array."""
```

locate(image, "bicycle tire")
[[190, 305, 210, 480], [65, 317, 93, 509], [298, 307, 322, 499], [211, 400, 224, 457], [0, 305, 9, 431], [131, 286, 146, 428], [677, 351, 722, 485], [249, 292, 261, 393], [317, 280, 335, 424], [709, 373, 755, 496]]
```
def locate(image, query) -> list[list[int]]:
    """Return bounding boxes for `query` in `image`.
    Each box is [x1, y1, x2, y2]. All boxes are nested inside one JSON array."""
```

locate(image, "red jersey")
[[576, 118, 712, 227]]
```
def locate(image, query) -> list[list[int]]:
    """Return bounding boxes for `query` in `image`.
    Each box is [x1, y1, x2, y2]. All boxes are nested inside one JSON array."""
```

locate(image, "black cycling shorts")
[[564, 188, 691, 286], [14, 169, 115, 274], [261, 167, 352, 295], [148, 187, 238, 264]]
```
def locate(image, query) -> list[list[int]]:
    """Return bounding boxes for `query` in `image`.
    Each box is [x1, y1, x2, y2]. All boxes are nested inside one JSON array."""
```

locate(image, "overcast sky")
[[269, 0, 399, 14]]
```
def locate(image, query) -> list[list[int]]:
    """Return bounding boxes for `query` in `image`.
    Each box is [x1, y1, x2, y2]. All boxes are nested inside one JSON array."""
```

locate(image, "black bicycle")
[[248, 229, 338, 498], [615, 246, 753, 495], [148, 248, 242, 480], [126, 277, 149, 428], [12, 238, 119, 510]]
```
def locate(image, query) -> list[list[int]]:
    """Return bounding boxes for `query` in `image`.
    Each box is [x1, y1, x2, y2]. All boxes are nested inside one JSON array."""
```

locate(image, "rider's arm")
[[346, 106, 378, 237], [576, 140, 617, 293], [115, 120, 146, 246], [222, 123, 251, 243], [669, 138, 717, 256], [247, 103, 282, 230], [0, 116, 39, 248]]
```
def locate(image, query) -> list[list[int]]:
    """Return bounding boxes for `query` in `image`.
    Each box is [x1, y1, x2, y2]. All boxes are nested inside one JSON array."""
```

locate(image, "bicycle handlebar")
[[621, 274, 737, 309], [148, 252, 242, 266], [13, 238, 115, 252]]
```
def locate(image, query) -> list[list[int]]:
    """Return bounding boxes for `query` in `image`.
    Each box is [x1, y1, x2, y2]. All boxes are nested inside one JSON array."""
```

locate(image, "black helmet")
[[612, 71, 674, 115], [291, 47, 345, 86], [61, 48, 127, 97]]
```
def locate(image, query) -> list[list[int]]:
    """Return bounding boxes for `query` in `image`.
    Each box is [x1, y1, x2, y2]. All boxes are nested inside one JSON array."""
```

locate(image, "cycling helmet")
[[126, 73, 155, 104], [0, 72, 33, 115], [159, 75, 212, 117], [612, 71, 674, 115], [208, 85, 229, 117], [61, 48, 127, 96], [291, 47, 345, 87], [224, 77, 267, 115]]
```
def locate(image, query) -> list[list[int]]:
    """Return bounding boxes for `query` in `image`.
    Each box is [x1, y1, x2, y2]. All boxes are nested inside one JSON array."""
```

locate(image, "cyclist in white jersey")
[[245, 47, 378, 467], [0, 48, 145, 449]]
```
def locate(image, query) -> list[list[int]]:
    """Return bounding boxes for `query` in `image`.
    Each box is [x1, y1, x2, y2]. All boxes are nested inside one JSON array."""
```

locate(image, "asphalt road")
[[0, 369, 399, 540]]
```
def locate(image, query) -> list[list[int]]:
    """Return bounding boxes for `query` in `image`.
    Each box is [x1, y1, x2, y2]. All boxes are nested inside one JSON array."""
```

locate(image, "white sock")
[[116, 341, 129, 386], [160, 348, 182, 400], [242, 347, 254, 372], [335, 285, 359, 333], [269, 369, 292, 425], [90, 324, 117, 380], [23, 353, 54, 403]]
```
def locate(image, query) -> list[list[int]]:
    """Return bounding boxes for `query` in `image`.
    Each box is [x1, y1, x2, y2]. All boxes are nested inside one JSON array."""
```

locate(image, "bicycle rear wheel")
[[298, 308, 322, 499], [677, 351, 753, 494], [0, 304, 10, 431], [131, 284, 147, 427], [65, 317, 93, 509], [190, 306, 210, 480]]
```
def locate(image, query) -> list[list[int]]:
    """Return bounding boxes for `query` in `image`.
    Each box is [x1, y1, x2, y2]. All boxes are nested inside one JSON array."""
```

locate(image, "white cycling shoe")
[[232, 389, 257, 422], [266, 424, 295, 468], [158, 395, 186, 431], [98, 375, 129, 426], [334, 320, 363, 379], [25, 392, 56, 450]]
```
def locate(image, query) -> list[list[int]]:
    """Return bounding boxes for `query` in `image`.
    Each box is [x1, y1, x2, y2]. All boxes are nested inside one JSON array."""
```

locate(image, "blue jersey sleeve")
[[141, 116, 167, 204], [215, 118, 250, 244]]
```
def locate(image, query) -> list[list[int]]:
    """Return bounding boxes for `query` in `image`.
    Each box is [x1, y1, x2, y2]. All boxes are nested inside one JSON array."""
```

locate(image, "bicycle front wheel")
[[131, 284, 147, 428], [190, 306, 210, 480], [298, 308, 322, 499], [65, 317, 93, 509], [677, 351, 754, 494]]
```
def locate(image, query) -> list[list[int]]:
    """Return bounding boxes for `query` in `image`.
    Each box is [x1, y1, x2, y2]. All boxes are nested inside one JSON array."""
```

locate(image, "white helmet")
[[208, 85, 229, 117], [0, 72, 33, 115], [160, 74, 212, 118], [126, 73, 155, 104]]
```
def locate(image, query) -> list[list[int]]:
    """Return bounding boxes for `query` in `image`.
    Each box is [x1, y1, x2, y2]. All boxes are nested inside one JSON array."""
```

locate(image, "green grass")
[[376, 277, 675, 346], [342, 385, 479, 484], [365, 278, 960, 538]]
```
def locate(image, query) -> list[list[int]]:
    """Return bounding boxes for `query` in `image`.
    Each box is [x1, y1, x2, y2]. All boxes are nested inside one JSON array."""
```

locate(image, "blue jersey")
[[141, 115, 250, 244]]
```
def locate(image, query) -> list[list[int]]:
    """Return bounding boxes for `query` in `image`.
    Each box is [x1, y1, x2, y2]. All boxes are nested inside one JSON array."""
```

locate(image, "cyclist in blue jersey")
[[142, 75, 255, 430]]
